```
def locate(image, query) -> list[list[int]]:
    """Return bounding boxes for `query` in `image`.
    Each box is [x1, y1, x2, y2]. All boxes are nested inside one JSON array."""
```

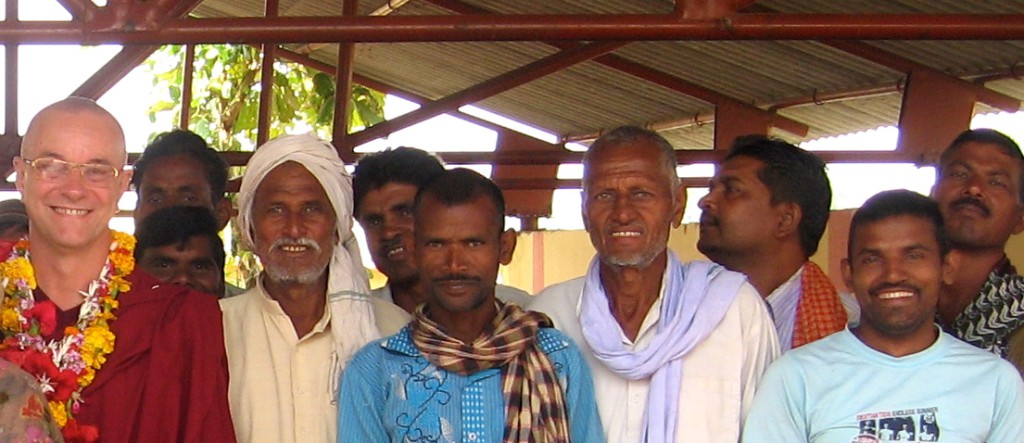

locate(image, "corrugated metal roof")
[[192, 0, 1024, 153]]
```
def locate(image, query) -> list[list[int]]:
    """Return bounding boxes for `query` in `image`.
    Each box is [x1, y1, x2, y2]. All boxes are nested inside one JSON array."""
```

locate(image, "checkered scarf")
[[791, 261, 848, 349], [411, 302, 570, 443]]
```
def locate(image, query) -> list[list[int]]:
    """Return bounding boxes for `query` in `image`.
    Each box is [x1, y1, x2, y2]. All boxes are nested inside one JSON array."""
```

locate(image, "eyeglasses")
[[22, 157, 122, 187]]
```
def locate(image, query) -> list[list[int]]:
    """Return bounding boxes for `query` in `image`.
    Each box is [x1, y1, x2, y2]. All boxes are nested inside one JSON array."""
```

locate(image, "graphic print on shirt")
[[851, 407, 939, 442], [395, 358, 455, 443]]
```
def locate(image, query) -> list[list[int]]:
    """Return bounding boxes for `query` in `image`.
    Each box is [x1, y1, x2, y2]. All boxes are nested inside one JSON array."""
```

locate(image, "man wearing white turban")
[[220, 134, 410, 443]]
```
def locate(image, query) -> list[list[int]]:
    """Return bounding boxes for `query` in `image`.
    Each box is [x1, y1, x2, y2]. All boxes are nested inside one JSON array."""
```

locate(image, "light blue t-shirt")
[[337, 326, 604, 443], [743, 326, 1024, 443]]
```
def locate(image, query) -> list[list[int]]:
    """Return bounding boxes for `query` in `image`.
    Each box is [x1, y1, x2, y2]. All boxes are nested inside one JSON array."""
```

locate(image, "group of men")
[[0, 95, 1022, 443]]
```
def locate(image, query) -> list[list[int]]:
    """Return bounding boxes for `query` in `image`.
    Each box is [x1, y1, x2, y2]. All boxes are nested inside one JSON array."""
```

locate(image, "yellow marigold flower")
[[0, 257, 35, 292], [49, 401, 67, 428], [79, 367, 95, 386], [82, 326, 116, 368], [1, 309, 20, 332]]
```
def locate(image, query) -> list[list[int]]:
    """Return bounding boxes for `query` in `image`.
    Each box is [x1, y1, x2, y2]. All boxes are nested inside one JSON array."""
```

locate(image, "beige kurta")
[[220, 279, 409, 443]]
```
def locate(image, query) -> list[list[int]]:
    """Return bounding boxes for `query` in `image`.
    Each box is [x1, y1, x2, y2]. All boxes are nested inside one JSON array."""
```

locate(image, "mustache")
[[868, 282, 920, 298], [699, 213, 717, 226], [432, 274, 481, 284], [270, 237, 322, 252], [380, 236, 405, 251], [950, 196, 990, 216]]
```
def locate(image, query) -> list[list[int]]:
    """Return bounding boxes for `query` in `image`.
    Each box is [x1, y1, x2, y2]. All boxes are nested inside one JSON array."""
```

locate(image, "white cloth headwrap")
[[237, 133, 379, 398]]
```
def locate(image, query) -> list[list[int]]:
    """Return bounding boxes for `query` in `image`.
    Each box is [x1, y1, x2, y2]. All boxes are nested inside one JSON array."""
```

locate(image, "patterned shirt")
[[337, 326, 604, 443], [0, 359, 61, 443]]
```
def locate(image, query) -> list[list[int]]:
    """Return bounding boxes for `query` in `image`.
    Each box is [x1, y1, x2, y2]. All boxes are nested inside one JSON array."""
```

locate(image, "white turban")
[[237, 133, 378, 387]]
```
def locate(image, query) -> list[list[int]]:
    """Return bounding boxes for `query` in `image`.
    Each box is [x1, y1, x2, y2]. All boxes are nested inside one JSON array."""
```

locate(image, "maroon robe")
[[42, 270, 236, 442]]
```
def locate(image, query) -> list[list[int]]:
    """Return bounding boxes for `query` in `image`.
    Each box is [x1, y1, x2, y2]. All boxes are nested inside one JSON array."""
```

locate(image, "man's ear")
[[13, 157, 25, 192], [942, 250, 960, 286], [671, 184, 686, 228], [1012, 204, 1024, 235], [776, 202, 801, 239], [841, 257, 854, 292], [214, 198, 233, 232], [499, 228, 517, 265]]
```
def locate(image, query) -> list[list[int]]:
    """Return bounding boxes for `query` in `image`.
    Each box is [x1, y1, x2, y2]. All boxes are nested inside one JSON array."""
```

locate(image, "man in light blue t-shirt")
[[743, 190, 1024, 443]]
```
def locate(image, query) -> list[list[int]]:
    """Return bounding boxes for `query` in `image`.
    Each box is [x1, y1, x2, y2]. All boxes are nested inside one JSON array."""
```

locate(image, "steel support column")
[[346, 41, 627, 148], [331, 0, 358, 152], [180, 44, 196, 129], [256, 0, 279, 147], [896, 69, 976, 163]]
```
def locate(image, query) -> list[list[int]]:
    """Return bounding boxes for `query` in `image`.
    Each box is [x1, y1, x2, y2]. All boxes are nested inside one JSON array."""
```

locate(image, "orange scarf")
[[791, 261, 848, 349]]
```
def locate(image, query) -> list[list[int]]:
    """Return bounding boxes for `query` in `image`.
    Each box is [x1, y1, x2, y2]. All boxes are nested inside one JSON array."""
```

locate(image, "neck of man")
[[599, 252, 668, 342], [389, 276, 427, 314], [852, 322, 939, 358], [937, 245, 1007, 326], [718, 243, 806, 298], [29, 232, 112, 311], [427, 297, 499, 344], [262, 273, 329, 338]]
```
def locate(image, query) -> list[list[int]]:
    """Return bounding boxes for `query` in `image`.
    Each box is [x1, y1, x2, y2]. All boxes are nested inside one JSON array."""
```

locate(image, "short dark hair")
[[414, 168, 506, 231], [583, 125, 679, 188], [848, 190, 948, 259], [352, 147, 446, 218], [134, 205, 226, 271], [132, 130, 229, 203], [939, 128, 1024, 202], [726, 135, 832, 257]]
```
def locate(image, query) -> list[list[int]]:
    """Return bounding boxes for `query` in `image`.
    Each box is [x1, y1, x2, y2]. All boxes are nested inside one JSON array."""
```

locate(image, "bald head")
[[22, 97, 126, 163]]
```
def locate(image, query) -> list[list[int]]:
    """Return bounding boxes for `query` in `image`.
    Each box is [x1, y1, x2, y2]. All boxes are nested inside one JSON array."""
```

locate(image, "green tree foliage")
[[145, 44, 385, 151]]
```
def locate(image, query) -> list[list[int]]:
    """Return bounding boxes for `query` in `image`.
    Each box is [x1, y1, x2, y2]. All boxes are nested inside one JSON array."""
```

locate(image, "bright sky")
[[6, 0, 1024, 240]]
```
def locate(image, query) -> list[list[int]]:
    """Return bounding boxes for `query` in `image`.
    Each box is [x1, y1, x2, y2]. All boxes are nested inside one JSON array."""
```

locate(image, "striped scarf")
[[791, 262, 848, 349], [952, 258, 1024, 357], [411, 302, 570, 443]]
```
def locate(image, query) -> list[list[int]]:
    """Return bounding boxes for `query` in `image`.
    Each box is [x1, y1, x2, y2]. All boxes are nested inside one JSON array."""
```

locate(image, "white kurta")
[[528, 276, 779, 443], [220, 279, 410, 443]]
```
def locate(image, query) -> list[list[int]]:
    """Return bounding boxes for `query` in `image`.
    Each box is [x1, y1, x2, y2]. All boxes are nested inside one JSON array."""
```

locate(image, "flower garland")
[[0, 231, 134, 443]]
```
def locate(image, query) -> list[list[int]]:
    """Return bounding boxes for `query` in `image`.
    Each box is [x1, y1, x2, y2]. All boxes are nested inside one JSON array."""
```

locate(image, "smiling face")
[[582, 140, 684, 269], [15, 104, 130, 254], [843, 215, 951, 342], [932, 141, 1024, 251], [134, 154, 217, 226], [251, 162, 337, 287], [697, 156, 786, 268], [415, 194, 514, 315], [356, 182, 419, 286], [138, 235, 225, 297]]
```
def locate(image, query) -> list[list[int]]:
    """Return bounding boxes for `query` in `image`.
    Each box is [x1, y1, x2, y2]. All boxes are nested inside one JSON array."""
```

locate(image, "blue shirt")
[[337, 326, 605, 443], [743, 327, 1024, 443]]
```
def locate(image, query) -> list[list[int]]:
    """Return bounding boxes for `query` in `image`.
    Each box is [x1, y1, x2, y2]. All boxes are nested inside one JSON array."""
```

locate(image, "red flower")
[[2, 350, 78, 402], [23, 301, 57, 336], [62, 418, 100, 443], [0, 239, 18, 258]]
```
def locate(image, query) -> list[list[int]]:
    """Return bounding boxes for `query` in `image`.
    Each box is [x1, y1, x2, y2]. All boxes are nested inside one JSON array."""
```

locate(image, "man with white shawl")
[[221, 134, 410, 443], [528, 126, 780, 442]]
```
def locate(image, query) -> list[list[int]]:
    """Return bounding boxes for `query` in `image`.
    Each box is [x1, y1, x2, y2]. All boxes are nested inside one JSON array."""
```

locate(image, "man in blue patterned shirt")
[[337, 168, 603, 443]]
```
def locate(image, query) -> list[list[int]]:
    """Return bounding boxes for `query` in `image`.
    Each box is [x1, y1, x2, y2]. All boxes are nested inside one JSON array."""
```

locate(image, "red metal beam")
[[257, 0, 279, 147], [331, 0, 358, 150], [54, 0, 89, 19], [180, 44, 196, 129], [2, 14, 1024, 44], [345, 41, 628, 148], [5, 0, 18, 137], [825, 40, 1020, 112], [71, 46, 159, 99]]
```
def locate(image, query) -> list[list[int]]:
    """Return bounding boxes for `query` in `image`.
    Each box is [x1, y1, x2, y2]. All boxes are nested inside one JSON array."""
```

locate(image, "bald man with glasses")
[[4, 98, 235, 442]]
